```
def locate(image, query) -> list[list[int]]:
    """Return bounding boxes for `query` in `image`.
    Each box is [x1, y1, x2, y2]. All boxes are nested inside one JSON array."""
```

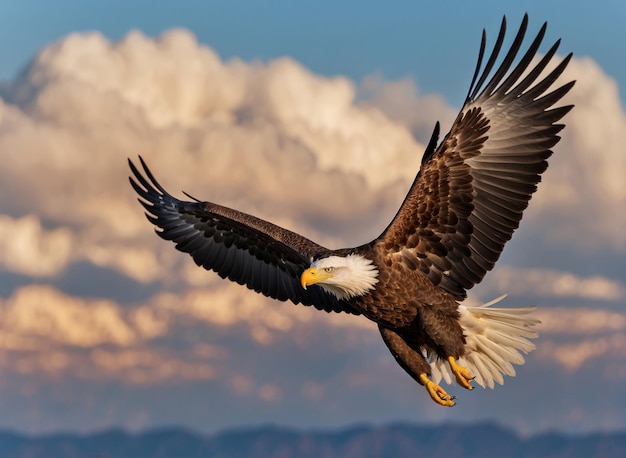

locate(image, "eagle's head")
[[300, 254, 379, 300]]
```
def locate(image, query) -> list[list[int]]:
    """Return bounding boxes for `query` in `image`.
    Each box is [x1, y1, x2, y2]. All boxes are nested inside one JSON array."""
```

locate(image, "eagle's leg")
[[447, 356, 474, 390], [418, 306, 474, 391], [419, 373, 455, 406], [378, 325, 455, 407]]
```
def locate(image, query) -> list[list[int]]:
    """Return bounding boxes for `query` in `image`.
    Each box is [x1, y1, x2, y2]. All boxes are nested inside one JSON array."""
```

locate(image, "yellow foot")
[[419, 373, 456, 407], [447, 356, 474, 390]]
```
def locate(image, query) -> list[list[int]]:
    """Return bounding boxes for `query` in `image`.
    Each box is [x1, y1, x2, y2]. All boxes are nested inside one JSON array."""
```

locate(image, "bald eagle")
[[129, 15, 574, 406]]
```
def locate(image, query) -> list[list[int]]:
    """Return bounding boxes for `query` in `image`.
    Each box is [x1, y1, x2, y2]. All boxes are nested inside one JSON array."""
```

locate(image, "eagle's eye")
[[324, 267, 334, 273]]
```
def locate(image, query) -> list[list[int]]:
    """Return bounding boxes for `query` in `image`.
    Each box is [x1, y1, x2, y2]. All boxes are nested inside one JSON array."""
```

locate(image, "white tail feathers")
[[429, 295, 540, 389]]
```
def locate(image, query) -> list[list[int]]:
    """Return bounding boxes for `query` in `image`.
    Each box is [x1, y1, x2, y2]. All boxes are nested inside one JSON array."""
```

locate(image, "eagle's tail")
[[429, 295, 540, 389]]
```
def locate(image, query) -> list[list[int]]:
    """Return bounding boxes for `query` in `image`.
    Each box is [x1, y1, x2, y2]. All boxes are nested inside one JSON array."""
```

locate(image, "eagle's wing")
[[129, 157, 358, 314], [376, 15, 575, 300]]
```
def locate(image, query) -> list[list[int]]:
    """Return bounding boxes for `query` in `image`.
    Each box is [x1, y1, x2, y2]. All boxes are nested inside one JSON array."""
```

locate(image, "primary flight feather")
[[129, 14, 574, 406]]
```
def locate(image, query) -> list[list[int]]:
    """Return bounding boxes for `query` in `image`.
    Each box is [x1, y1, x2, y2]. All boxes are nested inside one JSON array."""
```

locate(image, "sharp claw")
[[447, 356, 474, 390], [419, 373, 456, 407]]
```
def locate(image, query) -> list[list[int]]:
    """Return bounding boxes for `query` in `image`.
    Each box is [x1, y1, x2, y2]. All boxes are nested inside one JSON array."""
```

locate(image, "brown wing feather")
[[375, 14, 574, 300], [129, 157, 358, 314]]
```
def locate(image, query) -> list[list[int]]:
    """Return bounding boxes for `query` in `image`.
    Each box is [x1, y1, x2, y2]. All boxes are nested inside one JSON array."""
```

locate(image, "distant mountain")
[[0, 422, 625, 458]]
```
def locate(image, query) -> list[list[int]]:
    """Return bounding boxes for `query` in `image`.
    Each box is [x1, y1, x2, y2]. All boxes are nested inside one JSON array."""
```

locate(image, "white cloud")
[[0, 214, 73, 276], [523, 57, 626, 250], [89, 348, 217, 385], [527, 307, 626, 372], [358, 74, 458, 142], [484, 266, 625, 301], [7, 28, 422, 188], [538, 334, 626, 372], [1, 27, 626, 434], [537, 307, 626, 335], [0, 285, 141, 347], [0, 28, 428, 283], [0, 28, 624, 292], [5, 277, 624, 390], [0, 282, 376, 385], [360, 57, 626, 254]]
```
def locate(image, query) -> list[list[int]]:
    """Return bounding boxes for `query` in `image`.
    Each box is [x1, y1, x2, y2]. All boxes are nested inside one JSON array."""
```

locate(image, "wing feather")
[[376, 14, 574, 300], [129, 157, 358, 314]]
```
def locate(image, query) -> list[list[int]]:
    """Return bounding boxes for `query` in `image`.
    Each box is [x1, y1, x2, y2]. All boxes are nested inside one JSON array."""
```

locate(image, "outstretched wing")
[[376, 15, 575, 300], [129, 157, 358, 314]]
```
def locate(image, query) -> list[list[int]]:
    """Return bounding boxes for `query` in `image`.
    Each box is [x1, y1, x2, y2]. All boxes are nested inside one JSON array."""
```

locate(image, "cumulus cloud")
[[522, 57, 626, 251], [0, 284, 149, 348], [1, 279, 623, 388], [537, 307, 626, 335], [0, 214, 73, 276], [484, 266, 625, 301], [537, 334, 626, 372], [0, 282, 376, 384], [0, 28, 624, 290], [0, 28, 429, 287], [525, 307, 626, 372], [358, 74, 458, 143], [360, 55, 626, 254], [4, 28, 421, 189], [1, 27, 626, 434], [89, 348, 217, 385]]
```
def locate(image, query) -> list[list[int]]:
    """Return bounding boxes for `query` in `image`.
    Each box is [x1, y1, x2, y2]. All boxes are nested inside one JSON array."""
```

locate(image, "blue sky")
[[2, 1, 625, 105], [0, 0, 625, 436]]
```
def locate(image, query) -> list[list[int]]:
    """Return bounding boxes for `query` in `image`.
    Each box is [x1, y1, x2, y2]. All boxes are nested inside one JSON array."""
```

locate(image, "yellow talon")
[[447, 356, 474, 390], [419, 373, 456, 407]]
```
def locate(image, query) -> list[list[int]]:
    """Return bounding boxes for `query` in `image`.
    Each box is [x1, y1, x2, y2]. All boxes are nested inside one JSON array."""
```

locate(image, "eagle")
[[129, 15, 574, 406]]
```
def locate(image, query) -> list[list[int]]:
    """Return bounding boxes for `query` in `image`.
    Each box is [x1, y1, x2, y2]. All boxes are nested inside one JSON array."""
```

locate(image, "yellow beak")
[[300, 267, 333, 289]]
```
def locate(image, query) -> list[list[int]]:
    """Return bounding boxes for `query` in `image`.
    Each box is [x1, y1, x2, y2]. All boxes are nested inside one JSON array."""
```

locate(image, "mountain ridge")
[[0, 421, 625, 458]]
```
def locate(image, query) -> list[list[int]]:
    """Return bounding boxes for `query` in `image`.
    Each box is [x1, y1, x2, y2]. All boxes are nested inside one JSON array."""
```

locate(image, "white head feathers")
[[310, 254, 379, 300]]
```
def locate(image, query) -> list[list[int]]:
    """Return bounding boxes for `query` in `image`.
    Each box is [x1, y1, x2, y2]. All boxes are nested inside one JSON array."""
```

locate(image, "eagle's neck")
[[312, 254, 379, 301]]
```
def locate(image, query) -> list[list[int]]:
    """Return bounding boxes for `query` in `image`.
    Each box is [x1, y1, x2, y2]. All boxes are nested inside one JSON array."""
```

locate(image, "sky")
[[0, 0, 625, 436]]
